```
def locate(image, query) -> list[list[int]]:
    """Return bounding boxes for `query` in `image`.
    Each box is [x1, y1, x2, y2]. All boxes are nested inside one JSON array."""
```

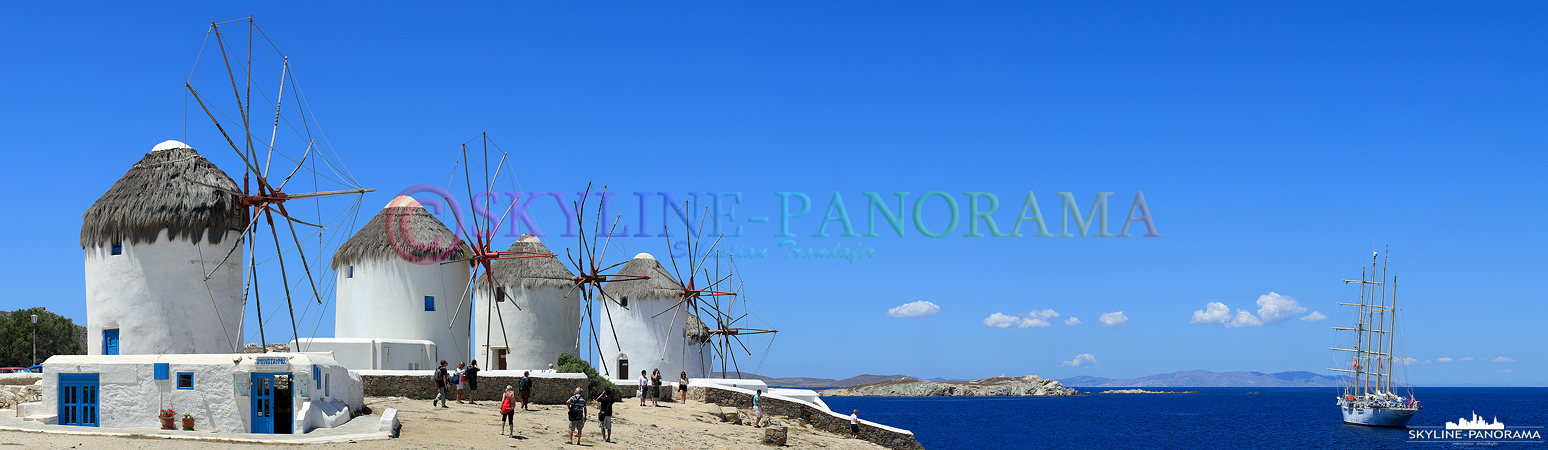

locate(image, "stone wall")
[[360, 373, 586, 404], [690, 384, 919, 450]]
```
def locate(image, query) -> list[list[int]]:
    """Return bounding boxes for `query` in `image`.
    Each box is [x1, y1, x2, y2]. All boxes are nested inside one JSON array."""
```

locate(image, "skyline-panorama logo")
[[1409, 412, 1543, 444]]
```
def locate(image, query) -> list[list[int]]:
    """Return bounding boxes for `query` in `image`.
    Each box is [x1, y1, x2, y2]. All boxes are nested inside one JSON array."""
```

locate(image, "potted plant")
[[158, 409, 176, 430], [181, 413, 195, 431]]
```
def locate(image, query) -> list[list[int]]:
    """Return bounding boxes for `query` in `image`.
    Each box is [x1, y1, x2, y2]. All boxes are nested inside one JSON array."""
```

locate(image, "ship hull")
[[1340, 404, 1418, 427]]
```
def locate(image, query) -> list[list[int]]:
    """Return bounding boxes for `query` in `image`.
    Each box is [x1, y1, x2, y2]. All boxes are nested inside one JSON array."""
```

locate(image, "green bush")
[[557, 353, 623, 399], [0, 308, 83, 367]]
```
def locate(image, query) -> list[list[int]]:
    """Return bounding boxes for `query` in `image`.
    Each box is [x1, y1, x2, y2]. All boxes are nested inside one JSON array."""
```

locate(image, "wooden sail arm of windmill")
[[707, 328, 777, 336]]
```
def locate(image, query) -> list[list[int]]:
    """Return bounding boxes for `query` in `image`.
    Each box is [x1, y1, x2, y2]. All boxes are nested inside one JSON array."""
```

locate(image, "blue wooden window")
[[347, 266, 353, 278], [102, 329, 119, 356], [313, 365, 321, 389], [496, 287, 505, 302], [153, 363, 169, 380], [58, 373, 99, 427], [324, 373, 331, 397], [110, 242, 122, 255], [176, 372, 194, 390], [424, 296, 435, 311]]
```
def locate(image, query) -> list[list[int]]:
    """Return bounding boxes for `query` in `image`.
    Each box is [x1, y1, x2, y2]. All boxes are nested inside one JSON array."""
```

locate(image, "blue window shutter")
[[314, 365, 320, 389], [425, 296, 435, 311], [153, 363, 169, 380]]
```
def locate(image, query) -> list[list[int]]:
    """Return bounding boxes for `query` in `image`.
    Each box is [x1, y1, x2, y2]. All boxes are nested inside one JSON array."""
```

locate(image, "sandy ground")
[[0, 396, 890, 449]]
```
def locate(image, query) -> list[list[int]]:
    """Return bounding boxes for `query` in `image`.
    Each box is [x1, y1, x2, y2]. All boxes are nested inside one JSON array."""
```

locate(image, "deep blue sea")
[[817, 388, 1547, 449]]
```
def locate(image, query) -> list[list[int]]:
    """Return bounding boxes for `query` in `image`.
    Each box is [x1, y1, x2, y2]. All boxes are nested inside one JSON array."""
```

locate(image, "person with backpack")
[[433, 360, 450, 408], [650, 369, 663, 407], [594, 389, 617, 443], [565, 387, 588, 445], [518, 371, 534, 410], [453, 362, 466, 403], [499, 385, 516, 435], [465, 360, 481, 405]]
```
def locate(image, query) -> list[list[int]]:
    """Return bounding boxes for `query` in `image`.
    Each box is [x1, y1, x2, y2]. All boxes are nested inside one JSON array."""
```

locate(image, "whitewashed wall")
[[597, 294, 711, 380], [289, 338, 436, 371], [84, 229, 245, 355], [473, 283, 579, 371], [41, 353, 361, 434], [335, 259, 471, 365]]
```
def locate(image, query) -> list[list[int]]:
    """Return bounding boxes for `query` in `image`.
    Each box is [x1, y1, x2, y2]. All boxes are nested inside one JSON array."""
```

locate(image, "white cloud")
[[1495, 369, 1514, 373], [886, 301, 941, 318], [1229, 309, 1263, 328], [1461, 357, 1475, 362], [1255, 292, 1306, 324], [1060, 353, 1098, 367], [1437, 357, 1454, 363], [983, 313, 1021, 328], [1064, 317, 1082, 326], [982, 309, 1060, 328], [1299, 311, 1328, 322], [1098, 311, 1129, 328], [1492, 357, 1515, 363], [1191, 302, 1231, 325], [1399, 357, 1419, 366], [1190, 293, 1308, 328]]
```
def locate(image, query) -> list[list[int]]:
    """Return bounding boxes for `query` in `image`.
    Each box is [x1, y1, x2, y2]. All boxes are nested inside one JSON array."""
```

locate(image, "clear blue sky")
[[2, 2, 1543, 385]]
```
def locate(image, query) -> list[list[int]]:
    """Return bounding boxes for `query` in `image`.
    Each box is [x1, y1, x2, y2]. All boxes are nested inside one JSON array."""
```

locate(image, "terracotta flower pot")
[[182, 417, 195, 431], [161, 417, 175, 430]]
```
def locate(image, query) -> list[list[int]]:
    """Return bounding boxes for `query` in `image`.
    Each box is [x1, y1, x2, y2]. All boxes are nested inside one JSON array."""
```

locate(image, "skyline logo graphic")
[[1447, 412, 1506, 430], [1410, 411, 1542, 444]]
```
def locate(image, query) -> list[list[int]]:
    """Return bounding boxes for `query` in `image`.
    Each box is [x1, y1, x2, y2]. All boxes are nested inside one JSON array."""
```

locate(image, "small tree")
[[0, 308, 84, 367], [557, 353, 623, 399]]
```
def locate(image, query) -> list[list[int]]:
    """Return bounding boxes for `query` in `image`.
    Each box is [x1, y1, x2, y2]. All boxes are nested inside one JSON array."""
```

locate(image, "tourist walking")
[[465, 360, 481, 405], [650, 369, 663, 407], [454, 362, 467, 403], [566, 387, 588, 445], [678, 371, 689, 404], [850, 409, 860, 438], [752, 389, 763, 428], [499, 385, 516, 435], [518, 371, 533, 410], [433, 360, 450, 408], [638, 370, 648, 406], [594, 389, 617, 443]]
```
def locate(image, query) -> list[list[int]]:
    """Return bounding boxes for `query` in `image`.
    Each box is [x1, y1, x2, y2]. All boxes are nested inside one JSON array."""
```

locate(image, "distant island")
[[1098, 389, 1201, 394], [712, 372, 916, 388], [1059, 370, 1343, 388], [818, 375, 1081, 397]]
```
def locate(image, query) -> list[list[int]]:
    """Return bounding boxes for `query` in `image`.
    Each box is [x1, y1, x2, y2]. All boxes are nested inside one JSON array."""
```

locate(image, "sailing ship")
[[1328, 248, 1420, 427]]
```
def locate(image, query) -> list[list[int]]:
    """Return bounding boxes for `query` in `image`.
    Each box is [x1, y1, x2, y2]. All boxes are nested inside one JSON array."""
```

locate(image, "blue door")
[[251, 373, 275, 433], [102, 329, 119, 355], [251, 373, 294, 434], [59, 373, 99, 427]]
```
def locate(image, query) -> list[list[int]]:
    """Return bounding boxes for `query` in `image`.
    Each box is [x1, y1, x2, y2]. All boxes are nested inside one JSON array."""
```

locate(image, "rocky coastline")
[[819, 375, 1081, 397]]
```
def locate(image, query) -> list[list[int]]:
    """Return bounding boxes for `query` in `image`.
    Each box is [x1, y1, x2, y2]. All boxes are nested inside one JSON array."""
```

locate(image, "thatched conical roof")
[[80, 141, 249, 248], [685, 314, 712, 345], [603, 253, 683, 300], [331, 196, 473, 268], [476, 234, 575, 290]]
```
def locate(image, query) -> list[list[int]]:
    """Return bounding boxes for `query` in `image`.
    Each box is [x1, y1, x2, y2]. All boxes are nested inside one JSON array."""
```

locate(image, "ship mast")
[[1389, 275, 1399, 394], [1376, 249, 1389, 394], [1331, 251, 1386, 397]]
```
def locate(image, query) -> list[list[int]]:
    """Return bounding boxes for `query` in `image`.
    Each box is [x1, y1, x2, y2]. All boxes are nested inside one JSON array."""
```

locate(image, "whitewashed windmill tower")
[[472, 234, 580, 371], [80, 140, 250, 355], [329, 196, 473, 364], [598, 253, 712, 379]]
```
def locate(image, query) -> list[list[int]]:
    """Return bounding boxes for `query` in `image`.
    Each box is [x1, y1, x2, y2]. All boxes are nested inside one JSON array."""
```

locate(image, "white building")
[[597, 253, 712, 380], [302, 196, 473, 369], [79, 140, 248, 356], [472, 234, 579, 371], [40, 353, 362, 434]]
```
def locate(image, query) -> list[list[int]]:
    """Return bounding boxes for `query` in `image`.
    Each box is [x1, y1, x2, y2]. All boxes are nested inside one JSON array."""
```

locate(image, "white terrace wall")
[[84, 229, 245, 355], [690, 384, 919, 450], [289, 338, 437, 371]]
